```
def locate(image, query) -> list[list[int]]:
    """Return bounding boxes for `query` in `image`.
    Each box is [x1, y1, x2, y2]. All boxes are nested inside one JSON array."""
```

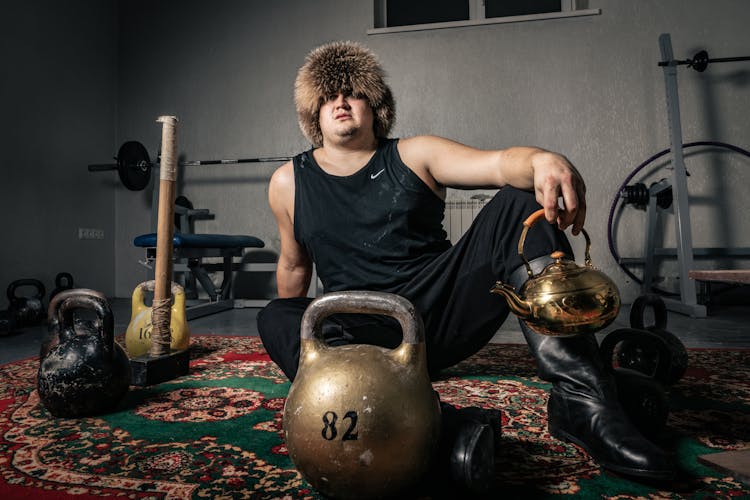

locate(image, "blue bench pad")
[[134, 233, 264, 249]]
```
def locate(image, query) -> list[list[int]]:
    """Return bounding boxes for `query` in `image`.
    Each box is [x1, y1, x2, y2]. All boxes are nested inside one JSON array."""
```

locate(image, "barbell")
[[88, 141, 292, 191], [659, 49, 750, 72]]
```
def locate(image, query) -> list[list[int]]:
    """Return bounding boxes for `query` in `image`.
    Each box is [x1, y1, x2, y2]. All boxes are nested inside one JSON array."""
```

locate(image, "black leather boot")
[[509, 259, 676, 481]]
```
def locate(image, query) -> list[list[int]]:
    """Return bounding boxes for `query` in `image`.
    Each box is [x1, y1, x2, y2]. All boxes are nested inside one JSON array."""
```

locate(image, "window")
[[370, 0, 599, 34], [385, 0, 469, 28], [485, 0, 562, 18]]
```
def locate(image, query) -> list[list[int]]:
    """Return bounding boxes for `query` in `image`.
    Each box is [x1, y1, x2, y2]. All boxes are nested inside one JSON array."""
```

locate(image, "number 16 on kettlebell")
[[282, 291, 441, 500], [125, 280, 190, 357]]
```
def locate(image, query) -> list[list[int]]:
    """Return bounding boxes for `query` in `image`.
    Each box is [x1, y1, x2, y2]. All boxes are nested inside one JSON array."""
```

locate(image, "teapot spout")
[[490, 281, 532, 318]]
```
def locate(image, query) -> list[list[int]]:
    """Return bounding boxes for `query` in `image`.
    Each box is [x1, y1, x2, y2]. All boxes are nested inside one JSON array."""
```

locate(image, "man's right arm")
[[268, 162, 313, 297]]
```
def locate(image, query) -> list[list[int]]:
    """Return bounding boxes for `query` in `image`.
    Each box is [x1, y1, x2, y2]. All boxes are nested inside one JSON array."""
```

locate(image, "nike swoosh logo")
[[370, 169, 385, 180]]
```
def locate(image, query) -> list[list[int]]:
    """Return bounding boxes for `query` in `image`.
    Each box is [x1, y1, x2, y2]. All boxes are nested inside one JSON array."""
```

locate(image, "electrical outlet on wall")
[[78, 228, 105, 240]]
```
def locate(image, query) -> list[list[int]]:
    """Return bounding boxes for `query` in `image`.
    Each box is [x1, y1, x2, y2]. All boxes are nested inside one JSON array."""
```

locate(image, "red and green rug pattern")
[[0, 335, 748, 498]]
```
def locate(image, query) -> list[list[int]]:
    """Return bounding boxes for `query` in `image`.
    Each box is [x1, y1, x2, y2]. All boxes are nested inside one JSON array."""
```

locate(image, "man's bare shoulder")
[[270, 160, 294, 189], [398, 134, 444, 148], [269, 160, 295, 211]]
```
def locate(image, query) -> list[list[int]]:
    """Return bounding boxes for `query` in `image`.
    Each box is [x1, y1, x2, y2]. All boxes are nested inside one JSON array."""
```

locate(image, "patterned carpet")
[[0, 335, 748, 499]]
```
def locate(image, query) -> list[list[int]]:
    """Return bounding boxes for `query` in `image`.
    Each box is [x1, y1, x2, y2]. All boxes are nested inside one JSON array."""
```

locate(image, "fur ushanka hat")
[[294, 41, 396, 148]]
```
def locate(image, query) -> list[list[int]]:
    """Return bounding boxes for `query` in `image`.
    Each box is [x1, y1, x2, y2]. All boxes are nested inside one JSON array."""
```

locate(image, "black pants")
[[257, 187, 572, 381]]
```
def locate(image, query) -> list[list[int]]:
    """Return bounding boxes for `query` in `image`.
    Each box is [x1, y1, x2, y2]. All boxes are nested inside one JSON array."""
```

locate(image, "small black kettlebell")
[[37, 291, 131, 418], [40, 288, 107, 359], [49, 272, 75, 301], [628, 293, 688, 385], [8, 278, 46, 328], [599, 327, 672, 438], [611, 367, 669, 438]]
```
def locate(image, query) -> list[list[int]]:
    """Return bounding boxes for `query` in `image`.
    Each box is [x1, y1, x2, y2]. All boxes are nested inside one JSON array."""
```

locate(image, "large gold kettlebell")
[[125, 280, 190, 357], [283, 291, 441, 500]]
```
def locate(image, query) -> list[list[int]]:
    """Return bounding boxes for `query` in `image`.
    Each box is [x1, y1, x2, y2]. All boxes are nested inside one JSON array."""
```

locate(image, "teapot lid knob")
[[550, 251, 566, 260]]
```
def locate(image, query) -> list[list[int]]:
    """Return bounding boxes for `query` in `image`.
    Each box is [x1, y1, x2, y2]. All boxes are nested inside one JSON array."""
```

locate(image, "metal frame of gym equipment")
[[139, 169, 277, 320], [646, 33, 750, 318]]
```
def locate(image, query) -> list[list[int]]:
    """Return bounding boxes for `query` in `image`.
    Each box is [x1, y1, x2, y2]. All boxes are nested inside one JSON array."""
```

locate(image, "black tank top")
[[294, 138, 450, 293]]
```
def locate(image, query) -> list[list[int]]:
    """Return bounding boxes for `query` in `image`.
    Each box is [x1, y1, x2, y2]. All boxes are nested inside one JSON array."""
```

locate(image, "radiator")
[[444, 197, 490, 244]]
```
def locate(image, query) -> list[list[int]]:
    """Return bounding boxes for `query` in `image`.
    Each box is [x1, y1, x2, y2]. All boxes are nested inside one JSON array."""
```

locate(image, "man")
[[258, 41, 674, 491]]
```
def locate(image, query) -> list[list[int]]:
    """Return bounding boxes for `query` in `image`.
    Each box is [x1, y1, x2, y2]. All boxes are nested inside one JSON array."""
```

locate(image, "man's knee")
[[257, 297, 312, 338], [257, 297, 312, 382], [485, 186, 540, 216]]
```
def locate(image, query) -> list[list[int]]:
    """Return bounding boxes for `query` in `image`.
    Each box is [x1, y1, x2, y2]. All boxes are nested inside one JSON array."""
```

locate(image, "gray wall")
[[1, 0, 118, 298], [2, 0, 749, 305]]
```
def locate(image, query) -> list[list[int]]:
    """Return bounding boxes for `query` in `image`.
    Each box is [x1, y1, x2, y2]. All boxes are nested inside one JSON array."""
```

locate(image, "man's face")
[[318, 92, 374, 145]]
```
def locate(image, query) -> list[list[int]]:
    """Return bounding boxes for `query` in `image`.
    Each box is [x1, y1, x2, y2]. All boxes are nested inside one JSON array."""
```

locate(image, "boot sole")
[[550, 426, 676, 481]]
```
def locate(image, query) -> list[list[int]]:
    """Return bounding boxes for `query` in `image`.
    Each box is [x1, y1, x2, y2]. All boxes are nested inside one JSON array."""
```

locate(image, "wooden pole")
[[150, 115, 178, 357]]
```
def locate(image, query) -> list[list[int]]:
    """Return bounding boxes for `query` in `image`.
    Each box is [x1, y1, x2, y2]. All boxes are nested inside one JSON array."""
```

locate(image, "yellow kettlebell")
[[125, 280, 190, 357]]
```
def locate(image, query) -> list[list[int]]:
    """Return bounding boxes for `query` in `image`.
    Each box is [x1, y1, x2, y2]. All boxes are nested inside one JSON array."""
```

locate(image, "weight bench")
[[134, 232, 265, 320]]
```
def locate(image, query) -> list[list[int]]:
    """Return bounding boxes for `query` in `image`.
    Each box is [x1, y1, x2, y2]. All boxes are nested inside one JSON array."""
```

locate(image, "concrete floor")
[[2, 297, 748, 365]]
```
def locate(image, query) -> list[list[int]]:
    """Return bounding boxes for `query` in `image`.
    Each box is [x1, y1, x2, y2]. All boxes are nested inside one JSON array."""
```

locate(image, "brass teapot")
[[491, 209, 620, 336]]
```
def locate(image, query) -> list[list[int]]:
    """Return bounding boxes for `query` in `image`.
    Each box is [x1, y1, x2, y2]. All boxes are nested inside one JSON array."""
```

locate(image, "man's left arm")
[[398, 135, 586, 235]]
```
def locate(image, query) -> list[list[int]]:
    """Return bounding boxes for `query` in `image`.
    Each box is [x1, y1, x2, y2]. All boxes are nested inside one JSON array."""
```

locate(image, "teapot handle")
[[518, 208, 592, 278]]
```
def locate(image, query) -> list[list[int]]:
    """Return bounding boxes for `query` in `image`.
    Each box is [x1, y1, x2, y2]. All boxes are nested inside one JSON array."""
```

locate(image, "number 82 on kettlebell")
[[321, 410, 359, 441]]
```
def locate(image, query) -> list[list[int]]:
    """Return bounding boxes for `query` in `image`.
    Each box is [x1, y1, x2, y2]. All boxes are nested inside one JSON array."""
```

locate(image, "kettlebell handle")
[[518, 208, 592, 278], [301, 291, 424, 345], [135, 280, 185, 296], [7, 278, 46, 302], [58, 294, 115, 355], [48, 288, 107, 323]]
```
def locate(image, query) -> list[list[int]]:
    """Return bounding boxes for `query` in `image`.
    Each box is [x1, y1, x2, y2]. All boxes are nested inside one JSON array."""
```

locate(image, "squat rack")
[[649, 33, 750, 317]]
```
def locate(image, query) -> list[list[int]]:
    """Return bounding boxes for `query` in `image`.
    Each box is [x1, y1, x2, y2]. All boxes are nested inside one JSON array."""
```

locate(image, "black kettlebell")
[[599, 327, 671, 438], [628, 293, 688, 385], [611, 367, 669, 439], [40, 288, 107, 359], [7, 278, 46, 328], [37, 291, 131, 418], [49, 272, 75, 301]]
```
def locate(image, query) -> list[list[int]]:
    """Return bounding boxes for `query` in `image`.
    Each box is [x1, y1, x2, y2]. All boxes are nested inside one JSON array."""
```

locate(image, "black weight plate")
[[630, 294, 668, 331], [691, 50, 709, 72], [117, 141, 152, 191]]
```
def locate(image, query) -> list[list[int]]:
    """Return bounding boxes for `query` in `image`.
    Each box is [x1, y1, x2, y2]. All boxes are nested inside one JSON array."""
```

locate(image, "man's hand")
[[530, 151, 587, 235]]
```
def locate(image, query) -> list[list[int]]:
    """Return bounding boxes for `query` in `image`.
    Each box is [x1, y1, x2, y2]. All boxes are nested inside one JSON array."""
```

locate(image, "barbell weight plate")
[[117, 141, 152, 191], [691, 50, 709, 72]]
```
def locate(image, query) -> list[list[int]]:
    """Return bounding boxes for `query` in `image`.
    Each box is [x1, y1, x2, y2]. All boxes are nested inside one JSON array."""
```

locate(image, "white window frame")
[[369, 0, 600, 35]]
